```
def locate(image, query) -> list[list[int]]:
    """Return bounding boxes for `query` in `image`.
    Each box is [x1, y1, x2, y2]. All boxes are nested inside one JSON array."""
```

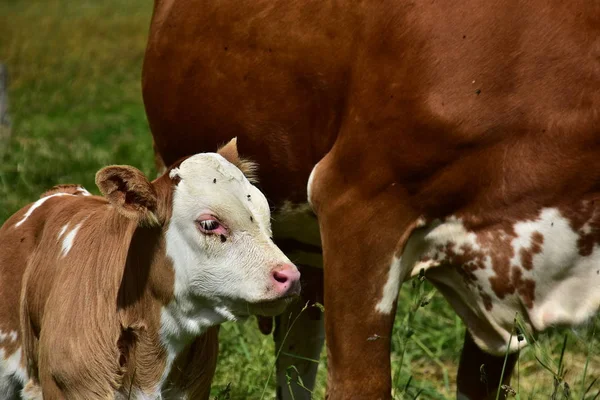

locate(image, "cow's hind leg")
[[274, 265, 325, 400], [457, 331, 518, 400]]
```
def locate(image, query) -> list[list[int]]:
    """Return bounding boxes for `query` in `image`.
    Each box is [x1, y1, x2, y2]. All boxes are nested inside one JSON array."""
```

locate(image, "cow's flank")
[[143, 1, 600, 399]]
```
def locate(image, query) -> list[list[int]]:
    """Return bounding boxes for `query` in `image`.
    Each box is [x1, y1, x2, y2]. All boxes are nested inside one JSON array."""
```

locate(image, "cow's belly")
[[271, 202, 323, 269], [404, 204, 600, 355]]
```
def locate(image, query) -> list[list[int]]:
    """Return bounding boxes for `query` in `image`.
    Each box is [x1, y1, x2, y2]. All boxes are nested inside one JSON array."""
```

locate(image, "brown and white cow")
[[0, 141, 300, 399], [142, 1, 600, 399]]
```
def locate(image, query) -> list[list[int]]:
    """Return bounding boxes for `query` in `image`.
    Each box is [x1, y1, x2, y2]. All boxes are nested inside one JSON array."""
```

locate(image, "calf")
[[0, 139, 300, 399]]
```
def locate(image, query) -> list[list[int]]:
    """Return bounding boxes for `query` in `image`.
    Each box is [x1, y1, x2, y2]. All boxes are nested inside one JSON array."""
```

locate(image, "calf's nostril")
[[272, 270, 289, 284]]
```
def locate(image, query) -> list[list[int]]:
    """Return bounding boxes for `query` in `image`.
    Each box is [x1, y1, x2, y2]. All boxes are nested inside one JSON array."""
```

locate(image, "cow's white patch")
[[401, 207, 600, 356], [373, 221, 443, 315], [160, 153, 295, 382], [424, 216, 483, 265], [375, 256, 402, 314], [15, 193, 70, 227], [306, 160, 321, 208], [525, 211, 600, 331], [61, 222, 83, 257], [373, 223, 441, 315], [504, 209, 595, 332]]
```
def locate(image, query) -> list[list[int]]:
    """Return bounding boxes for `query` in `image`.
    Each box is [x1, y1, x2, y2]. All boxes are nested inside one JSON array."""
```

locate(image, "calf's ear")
[[96, 165, 159, 225], [217, 137, 241, 163], [217, 137, 258, 183]]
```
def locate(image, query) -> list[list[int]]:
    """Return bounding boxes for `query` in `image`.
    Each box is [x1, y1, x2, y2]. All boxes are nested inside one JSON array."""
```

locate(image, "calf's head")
[[96, 139, 300, 320]]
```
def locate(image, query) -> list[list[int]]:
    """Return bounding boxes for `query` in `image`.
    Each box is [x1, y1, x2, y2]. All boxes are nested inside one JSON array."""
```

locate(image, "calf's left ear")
[[217, 137, 258, 183], [96, 165, 159, 225]]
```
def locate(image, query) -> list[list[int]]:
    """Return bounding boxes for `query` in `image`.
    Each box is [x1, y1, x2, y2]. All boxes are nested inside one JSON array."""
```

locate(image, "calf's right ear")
[[96, 165, 159, 225]]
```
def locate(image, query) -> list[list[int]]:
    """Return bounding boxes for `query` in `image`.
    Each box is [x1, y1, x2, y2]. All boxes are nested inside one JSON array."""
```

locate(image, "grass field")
[[1, 1, 599, 398]]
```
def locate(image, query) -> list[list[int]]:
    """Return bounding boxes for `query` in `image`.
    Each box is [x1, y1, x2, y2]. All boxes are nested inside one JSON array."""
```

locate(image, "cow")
[[142, 1, 600, 399], [0, 141, 301, 399]]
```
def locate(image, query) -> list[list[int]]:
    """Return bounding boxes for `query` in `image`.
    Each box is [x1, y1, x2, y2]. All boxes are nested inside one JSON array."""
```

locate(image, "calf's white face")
[[166, 153, 300, 319]]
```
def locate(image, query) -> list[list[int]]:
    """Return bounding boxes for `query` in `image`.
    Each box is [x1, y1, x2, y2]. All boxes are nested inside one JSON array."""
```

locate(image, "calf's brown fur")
[[0, 146, 246, 399]]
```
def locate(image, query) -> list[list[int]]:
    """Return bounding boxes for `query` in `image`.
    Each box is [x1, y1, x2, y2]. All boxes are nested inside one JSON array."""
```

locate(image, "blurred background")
[[1, 1, 598, 398]]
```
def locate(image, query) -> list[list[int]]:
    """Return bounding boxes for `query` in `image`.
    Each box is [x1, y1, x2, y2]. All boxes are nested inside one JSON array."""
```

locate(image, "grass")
[[1, 1, 599, 398]]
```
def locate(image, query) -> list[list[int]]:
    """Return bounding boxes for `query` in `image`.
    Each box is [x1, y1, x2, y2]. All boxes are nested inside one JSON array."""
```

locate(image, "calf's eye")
[[196, 215, 228, 236], [199, 220, 220, 231]]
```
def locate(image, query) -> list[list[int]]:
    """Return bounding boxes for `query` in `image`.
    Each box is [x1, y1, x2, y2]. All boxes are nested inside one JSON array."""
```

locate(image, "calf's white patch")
[[61, 222, 83, 257], [15, 193, 70, 227]]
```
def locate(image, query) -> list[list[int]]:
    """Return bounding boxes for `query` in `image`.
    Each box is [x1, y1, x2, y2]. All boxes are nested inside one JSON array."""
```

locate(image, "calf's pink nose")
[[271, 264, 301, 296]]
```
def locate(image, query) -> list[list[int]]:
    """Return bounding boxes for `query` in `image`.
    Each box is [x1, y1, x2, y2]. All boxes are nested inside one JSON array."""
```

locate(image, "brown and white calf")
[[0, 140, 300, 399]]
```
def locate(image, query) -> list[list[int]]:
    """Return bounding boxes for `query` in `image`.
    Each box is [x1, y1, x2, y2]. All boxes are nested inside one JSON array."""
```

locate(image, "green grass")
[[1, 1, 598, 399]]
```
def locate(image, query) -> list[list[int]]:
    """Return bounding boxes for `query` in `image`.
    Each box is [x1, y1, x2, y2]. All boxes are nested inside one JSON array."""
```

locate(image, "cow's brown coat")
[[143, 1, 600, 398]]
